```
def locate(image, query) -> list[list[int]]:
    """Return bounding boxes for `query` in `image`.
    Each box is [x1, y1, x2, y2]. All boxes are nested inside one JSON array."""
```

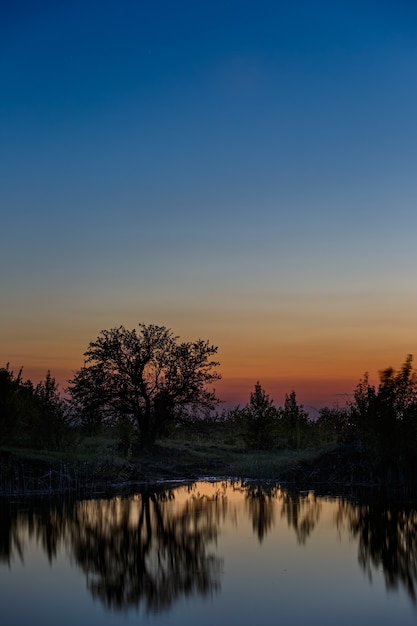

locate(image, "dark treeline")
[[1, 323, 417, 487]]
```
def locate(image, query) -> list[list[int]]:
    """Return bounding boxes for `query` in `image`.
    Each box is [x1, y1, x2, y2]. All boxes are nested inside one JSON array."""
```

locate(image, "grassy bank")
[[0, 437, 337, 496]]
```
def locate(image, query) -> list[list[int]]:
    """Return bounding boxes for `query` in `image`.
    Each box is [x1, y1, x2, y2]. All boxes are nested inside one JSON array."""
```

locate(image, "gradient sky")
[[1, 0, 416, 411]]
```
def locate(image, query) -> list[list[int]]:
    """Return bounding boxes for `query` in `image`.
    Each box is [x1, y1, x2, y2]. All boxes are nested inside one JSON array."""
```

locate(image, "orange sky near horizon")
[[3, 298, 416, 412]]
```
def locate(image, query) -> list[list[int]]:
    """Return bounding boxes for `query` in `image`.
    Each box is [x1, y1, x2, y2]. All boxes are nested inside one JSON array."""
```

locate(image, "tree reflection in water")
[[0, 499, 70, 565], [337, 499, 417, 603], [2, 483, 417, 610], [69, 489, 224, 612], [0, 487, 224, 614], [279, 490, 322, 544], [0, 500, 24, 566], [243, 484, 278, 543], [240, 483, 321, 545]]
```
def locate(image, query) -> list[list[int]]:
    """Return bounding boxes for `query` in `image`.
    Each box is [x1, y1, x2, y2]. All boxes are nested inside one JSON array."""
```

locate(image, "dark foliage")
[[0, 365, 68, 449], [280, 390, 310, 449], [314, 406, 350, 444], [348, 355, 417, 483], [237, 382, 280, 450]]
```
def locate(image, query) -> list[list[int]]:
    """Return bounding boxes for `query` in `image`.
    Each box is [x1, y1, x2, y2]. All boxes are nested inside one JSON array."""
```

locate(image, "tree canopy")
[[239, 382, 280, 450], [0, 365, 66, 449], [68, 323, 221, 446], [350, 354, 417, 466]]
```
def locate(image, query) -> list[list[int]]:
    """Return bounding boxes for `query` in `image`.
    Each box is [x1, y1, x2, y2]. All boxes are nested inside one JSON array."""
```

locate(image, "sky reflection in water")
[[1, 481, 417, 625]]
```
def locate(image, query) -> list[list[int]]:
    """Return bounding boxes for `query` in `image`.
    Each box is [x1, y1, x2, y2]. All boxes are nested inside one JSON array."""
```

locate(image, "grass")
[[126, 436, 337, 482], [0, 433, 338, 495]]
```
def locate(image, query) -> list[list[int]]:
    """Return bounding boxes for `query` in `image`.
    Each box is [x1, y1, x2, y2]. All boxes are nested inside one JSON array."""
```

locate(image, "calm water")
[[1, 481, 417, 625]]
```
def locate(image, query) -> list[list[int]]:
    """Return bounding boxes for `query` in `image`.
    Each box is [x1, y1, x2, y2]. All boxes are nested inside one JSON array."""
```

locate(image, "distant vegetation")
[[2, 322, 417, 489]]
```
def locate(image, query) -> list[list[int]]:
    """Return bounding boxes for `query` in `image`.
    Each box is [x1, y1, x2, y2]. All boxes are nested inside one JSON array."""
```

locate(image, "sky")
[[1, 0, 416, 412]]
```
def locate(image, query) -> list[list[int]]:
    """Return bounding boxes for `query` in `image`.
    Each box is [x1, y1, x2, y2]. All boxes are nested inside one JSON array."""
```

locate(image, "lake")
[[1, 480, 417, 625]]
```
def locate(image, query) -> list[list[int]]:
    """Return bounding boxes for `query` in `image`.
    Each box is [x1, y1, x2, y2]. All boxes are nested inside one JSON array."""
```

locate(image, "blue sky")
[[1, 0, 416, 407]]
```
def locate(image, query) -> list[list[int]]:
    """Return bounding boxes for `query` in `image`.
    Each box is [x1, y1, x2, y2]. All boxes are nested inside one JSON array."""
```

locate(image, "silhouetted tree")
[[32, 371, 68, 448], [349, 355, 417, 482], [0, 365, 67, 449], [240, 382, 280, 450], [68, 324, 221, 447], [280, 390, 310, 449], [314, 406, 350, 444], [0, 365, 25, 442]]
